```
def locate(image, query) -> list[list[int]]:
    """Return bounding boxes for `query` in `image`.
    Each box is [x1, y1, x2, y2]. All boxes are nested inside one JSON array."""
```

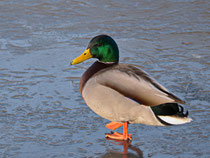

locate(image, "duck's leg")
[[123, 122, 132, 140], [105, 122, 132, 140]]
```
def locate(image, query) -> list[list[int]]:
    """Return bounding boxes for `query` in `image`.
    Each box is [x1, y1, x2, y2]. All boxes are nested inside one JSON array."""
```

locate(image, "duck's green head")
[[71, 35, 119, 65]]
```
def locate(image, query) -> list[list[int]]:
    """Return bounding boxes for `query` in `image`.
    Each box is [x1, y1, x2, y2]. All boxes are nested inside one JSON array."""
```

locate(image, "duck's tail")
[[157, 115, 192, 125], [151, 103, 192, 125]]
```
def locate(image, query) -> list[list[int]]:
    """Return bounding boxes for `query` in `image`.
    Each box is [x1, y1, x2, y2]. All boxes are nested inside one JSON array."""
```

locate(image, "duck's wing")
[[95, 64, 185, 106]]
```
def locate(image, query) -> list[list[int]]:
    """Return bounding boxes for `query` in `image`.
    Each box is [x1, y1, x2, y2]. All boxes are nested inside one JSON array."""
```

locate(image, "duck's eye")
[[95, 43, 102, 47], [84, 53, 87, 55]]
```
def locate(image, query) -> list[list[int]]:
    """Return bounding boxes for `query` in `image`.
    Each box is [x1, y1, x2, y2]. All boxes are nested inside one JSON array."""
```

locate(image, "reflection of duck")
[[101, 138, 143, 158], [71, 35, 192, 140], [101, 152, 141, 158]]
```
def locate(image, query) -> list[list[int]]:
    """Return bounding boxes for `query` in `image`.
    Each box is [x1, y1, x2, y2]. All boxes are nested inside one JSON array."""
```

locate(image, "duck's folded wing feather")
[[95, 64, 185, 106]]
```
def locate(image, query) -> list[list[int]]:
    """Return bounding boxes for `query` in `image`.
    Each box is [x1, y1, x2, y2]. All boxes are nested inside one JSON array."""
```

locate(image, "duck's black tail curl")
[[151, 103, 192, 125]]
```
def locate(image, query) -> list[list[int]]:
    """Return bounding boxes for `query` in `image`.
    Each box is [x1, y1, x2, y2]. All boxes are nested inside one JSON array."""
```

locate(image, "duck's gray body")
[[80, 61, 191, 126]]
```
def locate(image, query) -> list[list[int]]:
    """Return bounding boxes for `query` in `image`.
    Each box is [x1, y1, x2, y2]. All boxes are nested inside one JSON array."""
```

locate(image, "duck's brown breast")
[[79, 61, 117, 94]]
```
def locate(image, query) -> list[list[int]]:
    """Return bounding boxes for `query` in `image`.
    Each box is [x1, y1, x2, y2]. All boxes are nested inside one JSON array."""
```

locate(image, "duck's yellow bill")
[[71, 49, 93, 65]]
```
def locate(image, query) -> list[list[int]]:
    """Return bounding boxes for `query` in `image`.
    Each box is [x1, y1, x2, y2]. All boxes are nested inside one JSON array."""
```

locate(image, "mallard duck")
[[71, 35, 191, 140]]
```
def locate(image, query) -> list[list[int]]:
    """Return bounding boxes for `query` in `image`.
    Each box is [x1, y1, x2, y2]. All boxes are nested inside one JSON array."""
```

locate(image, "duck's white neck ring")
[[98, 60, 116, 64]]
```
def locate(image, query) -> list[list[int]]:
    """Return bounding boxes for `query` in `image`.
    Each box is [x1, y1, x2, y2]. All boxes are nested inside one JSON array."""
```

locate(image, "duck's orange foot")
[[105, 131, 132, 141], [105, 122, 123, 130]]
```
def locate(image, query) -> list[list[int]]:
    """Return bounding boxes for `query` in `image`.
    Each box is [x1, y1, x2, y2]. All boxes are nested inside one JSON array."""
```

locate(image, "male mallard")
[[71, 35, 191, 140]]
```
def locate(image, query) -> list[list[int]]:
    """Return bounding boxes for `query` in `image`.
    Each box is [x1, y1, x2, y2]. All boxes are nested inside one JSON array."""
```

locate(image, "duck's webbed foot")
[[105, 122, 132, 140], [105, 131, 132, 140]]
